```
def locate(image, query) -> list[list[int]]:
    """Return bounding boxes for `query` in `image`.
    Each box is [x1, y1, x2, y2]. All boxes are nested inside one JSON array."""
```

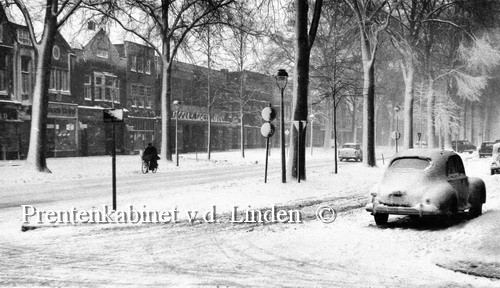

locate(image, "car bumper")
[[366, 202, 441, 216]]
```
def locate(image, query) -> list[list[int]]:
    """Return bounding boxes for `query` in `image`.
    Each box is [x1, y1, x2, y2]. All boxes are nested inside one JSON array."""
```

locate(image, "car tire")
[[374, 213, 389, 225], [469, 204, 482, 219], [491, 170, 495, 175]]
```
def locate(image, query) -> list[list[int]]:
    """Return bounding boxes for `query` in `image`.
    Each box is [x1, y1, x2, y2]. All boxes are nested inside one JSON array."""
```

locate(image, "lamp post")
[[309, 113, 316, 156], [394, 105, 401, 153], [275, 69, 289, 183], [173, 100, 180, 166]]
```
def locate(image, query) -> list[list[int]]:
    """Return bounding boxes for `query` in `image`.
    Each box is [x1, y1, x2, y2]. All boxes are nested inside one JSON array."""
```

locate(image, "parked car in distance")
[[338, 143, 362, 162], [366, 149, 486, 225], [479, 141, 495, 158], [491, 143, 500, 175], [451, 140, 476, 153], [415, 141, 428, 148]]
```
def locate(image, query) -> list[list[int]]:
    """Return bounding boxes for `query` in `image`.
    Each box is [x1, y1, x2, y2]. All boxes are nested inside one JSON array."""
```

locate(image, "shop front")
[[0, 102, 23, 160], [46, 102, 79, 157]]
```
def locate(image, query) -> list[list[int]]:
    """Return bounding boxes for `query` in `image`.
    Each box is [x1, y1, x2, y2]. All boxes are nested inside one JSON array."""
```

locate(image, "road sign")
[[391, 130, 401, 140], [261, 107, 277, 122], [292, 120, 308, 129], [260, 122, 276, 138]]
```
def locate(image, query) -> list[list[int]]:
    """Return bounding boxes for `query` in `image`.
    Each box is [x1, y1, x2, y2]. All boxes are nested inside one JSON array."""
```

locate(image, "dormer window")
[[17, 29, 31, 46], [97, 49, 109, 59]]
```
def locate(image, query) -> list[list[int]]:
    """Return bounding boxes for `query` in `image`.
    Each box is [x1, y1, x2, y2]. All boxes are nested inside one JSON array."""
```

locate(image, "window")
[[146, 86, 152, 108], [94, 73, 104, 100], [137, 57, 144, 73], [138, 85, 145, 107], [21, 56, 31, 100], [97, 49, 109, 59], [131, 56, 137, 71], [0, 54, 9, 94], [50, 69, 69, 92], [145, 60, 151, 74], [131, 84, 138, 106], [52, 45, 60, 60], [446, 155, 465, 176], [94, 72, 119, 102], [17, 29, 31, 46], [84, 75, 91, 100], [390, 157, 431, 170]]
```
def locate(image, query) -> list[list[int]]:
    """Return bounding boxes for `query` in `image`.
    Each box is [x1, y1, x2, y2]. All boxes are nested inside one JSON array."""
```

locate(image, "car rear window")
[[390, 158, 431, 170], [482, 143, 493, 147]]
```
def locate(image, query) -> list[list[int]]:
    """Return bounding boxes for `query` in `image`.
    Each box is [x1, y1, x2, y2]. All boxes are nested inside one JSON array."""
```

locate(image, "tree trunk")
[[25, 2, 57, 172], [160, 3, 172, 162], [426, 76, 436, 148], [333, 97, 338, 174], [470, 102, 475, 145], [323, 98, 332, 149], [160, 57, 173, 161], [387, 109, 394, 147], [444, 117, 452, 150], [25, 39, 54, 172], [351, 98, 357, 143], [240, 106, 245, 158], [362, 59, 376, 166], [402, 61, 415, 150], [287, 0, 314, 181]]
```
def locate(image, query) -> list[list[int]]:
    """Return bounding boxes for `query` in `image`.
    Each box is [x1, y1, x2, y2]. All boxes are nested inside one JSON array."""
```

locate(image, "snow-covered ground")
[[0, 147, 499, 287]]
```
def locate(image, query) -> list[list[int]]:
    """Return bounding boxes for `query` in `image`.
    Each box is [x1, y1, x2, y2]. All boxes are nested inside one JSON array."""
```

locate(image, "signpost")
[[103, 108, 125, 210], [261, 105, 277, 183], [391, 130, 401, 153]]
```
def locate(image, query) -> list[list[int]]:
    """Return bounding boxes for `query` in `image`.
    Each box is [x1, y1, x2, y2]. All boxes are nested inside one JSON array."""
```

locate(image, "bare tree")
[[87, 0, 237, 162], [5, 0, 83, 172], [346, 0, 396, 166], [286, 0, 323, 181]]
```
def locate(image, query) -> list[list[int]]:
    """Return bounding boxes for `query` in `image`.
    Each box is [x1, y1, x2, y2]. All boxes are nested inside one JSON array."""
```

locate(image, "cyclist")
[[142, 143, 159, 170]]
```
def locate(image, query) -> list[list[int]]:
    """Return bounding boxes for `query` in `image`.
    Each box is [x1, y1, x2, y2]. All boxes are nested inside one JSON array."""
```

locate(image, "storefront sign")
[[48, 102, 77, 118], [173, 110, 227, 123]]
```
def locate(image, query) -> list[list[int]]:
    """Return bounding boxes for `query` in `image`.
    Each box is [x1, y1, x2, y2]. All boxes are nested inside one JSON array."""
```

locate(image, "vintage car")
[[338, 143, 362, 162], [491, 143, 500, 175], [366, 149, 486, 225], [479, 141, 495, 158], [452, 140, 476, 154]]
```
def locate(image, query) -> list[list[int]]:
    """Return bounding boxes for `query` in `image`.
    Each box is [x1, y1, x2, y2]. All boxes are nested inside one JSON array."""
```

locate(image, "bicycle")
[[141, 159, 158, 174]]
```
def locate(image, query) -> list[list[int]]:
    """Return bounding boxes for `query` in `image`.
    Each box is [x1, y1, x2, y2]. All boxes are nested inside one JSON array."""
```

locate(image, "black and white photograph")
[[1, 0, 500, 287]]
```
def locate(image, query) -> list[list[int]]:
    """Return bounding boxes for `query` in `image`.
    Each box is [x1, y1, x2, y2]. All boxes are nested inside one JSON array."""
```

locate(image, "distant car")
[[479, 141, 495, 158], [366, 149, 486, 225], [415, 141, 428, 148], [338, 143, 362, 162], [495, 139, 500, 144], [451, 140, 476, 153], [491, 143, 500, 175]]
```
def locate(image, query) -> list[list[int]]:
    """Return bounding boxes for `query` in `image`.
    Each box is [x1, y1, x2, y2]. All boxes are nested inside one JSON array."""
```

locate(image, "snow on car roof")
[[390, 148, 457, 173]]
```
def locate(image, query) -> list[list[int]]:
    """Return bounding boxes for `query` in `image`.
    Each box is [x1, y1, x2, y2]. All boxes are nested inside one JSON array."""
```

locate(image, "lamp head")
[[275, 69, 289, 89]]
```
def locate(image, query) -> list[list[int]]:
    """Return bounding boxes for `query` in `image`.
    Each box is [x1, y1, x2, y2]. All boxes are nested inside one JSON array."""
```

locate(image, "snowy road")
[[1, 150, 499, 287]]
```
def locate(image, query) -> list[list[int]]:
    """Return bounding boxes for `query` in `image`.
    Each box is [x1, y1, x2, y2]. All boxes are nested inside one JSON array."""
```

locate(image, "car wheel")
[[469, 151, 473, 154], [469, 204, 482, 219], [492, 170, 495, 175], [374, 213, 389, 225]]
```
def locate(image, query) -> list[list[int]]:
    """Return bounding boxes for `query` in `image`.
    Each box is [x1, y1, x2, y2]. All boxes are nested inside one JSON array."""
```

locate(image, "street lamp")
[[394, 105, 401, 153], [173, 100, 180, 166], [309, 113, 316, 156], [275, 69, 288, 183]]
